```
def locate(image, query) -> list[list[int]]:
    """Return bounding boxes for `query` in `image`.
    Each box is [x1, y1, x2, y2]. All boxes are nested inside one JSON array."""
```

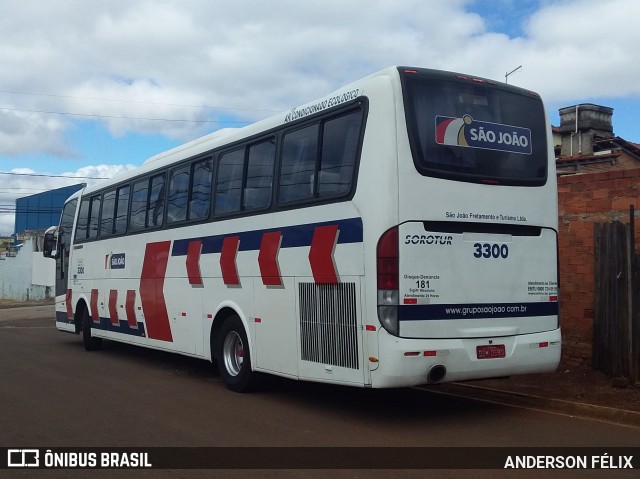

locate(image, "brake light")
[[377, 227, 398, 290], [377, 227, 399, 336]]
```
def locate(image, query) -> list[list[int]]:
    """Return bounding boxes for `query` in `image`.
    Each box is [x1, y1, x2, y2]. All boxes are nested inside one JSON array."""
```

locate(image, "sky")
[[2, 0, 640, 235]]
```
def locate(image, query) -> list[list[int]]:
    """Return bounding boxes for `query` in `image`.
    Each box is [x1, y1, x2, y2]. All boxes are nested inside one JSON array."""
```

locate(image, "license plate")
[[476, 344, 505, 359]]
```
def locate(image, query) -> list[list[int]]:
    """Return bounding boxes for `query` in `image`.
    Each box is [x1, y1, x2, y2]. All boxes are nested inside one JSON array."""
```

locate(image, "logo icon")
[[105, 253, 126, 270], [435, 115, 532, 155], [7, 449, 39, 468]]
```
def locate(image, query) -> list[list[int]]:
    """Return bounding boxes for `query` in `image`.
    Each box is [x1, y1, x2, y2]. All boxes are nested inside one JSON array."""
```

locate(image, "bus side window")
[[190, 158, 212, 220], [244, 139, 275, 210], [88, 196, 101, 239], [76, 198, 90, 240], [168, 165, 190, 223], [147, 173, 166, 227], [114, 185, 130, 234], [318, 110, 362, 197], [278, 124, 319, 204], [215, 149, 244, 215], [129, 179, 148, 231], [100, 189, 116, 236]]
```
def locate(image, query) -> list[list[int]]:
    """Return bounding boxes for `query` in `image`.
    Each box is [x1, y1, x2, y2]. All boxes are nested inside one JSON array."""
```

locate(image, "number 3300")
[[473, 243, 509, 259]]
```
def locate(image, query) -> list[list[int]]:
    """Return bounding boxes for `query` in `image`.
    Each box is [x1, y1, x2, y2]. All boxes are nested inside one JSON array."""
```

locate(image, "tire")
[[217, 315, 255, 392], [82, 306, 103, 351]]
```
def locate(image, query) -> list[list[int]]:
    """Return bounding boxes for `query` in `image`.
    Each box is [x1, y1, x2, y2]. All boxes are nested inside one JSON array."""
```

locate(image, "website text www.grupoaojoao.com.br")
[[446, 304, 529, 317]]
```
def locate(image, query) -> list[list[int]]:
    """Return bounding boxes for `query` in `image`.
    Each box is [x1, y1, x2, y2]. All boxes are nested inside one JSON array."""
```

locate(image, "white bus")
[[44, 66, 560, 392]]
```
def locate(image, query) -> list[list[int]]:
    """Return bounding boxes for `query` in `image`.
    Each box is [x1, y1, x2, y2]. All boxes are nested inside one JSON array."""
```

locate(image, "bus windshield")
[[402, 72, 548, 186]]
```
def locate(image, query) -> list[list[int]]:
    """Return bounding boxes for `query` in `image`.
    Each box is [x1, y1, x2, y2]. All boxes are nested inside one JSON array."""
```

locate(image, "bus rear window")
[[402, 76, 548, 186]]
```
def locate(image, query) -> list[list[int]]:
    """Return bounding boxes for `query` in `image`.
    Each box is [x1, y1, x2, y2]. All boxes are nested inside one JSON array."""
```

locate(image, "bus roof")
[[77, 66, 398, 196], [78, 65, 538, 196]]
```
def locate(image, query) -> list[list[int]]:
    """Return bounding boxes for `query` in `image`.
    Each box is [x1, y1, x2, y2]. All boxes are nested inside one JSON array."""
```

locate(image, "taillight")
[[377, 227, 398, 290], [377, 227, 399, 336]]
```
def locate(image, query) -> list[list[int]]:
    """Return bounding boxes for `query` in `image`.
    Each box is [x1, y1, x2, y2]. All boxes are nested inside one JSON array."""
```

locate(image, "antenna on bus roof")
[[505, 65, 523, 84]]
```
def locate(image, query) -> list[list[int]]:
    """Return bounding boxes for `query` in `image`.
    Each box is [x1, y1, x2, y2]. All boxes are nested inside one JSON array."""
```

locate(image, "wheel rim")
[[222, 331, 244, 377]]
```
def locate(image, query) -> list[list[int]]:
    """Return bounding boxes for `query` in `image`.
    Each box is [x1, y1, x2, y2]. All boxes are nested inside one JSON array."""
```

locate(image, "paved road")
[[1, 307, 639, 478]]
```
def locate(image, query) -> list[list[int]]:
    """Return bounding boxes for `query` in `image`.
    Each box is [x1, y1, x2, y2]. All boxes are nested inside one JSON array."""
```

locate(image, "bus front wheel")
[[218, 315, 255, 392]]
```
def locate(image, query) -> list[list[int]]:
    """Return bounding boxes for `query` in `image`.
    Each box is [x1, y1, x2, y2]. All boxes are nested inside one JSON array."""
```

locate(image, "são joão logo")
[[105, 253, 126, 270], [435, 115, 532, 155]]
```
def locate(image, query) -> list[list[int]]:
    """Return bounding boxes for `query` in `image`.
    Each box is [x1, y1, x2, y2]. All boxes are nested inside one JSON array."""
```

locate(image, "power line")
[[0, 88, 280, 113], [0, 188, 50, 192], [0, 106, 253, 124], [0, 171, 104, 179]]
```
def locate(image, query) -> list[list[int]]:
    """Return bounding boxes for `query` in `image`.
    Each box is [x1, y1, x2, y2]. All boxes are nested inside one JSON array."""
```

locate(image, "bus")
[[44, 66, 561, 392]]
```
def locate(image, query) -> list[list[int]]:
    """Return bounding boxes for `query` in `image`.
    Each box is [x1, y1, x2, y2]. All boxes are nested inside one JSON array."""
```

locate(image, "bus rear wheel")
[[218, 315, 255, 392], [82, 306, 102, 351]]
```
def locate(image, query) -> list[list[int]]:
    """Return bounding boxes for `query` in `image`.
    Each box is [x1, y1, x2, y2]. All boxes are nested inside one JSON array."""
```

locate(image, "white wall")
[[0, 237, 54, 301], [32, 252, 55, 287]]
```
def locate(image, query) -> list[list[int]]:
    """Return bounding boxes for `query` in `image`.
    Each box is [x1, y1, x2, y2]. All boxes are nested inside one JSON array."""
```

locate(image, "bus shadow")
[[63, 336, 505, 427], [261, 376, 503, 427]]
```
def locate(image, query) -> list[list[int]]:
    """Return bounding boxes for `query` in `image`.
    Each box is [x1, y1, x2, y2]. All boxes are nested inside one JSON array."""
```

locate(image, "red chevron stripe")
[[186, 240, 203, 286], [65, 289, 73, 320], [90, 289, 100, 323], [108, 289, 119, 325], [125, 290, 138, 329], [140, 241, 173, 342], [220, 236, 240, 286], [309, 225, 339, 284], [258, 231, 282, 286]]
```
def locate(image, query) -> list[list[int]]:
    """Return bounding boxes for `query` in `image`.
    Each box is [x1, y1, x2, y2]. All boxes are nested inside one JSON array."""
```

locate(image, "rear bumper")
[[371, 328, 561, 388]]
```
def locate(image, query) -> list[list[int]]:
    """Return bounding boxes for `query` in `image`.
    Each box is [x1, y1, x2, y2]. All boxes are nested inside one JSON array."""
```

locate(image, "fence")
[[593, 207, 639, 384]]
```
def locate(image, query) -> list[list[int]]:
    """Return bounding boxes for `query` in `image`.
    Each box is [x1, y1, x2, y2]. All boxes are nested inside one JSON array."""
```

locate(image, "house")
[[553, 103, 640, 368], [554, 103, 640, 174]]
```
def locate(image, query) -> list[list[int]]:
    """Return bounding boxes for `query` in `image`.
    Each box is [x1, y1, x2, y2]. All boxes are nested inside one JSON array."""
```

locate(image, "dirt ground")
[[1, 299, 638, 412], [469, 354, 640, 412], [0, 298, 55, 309]]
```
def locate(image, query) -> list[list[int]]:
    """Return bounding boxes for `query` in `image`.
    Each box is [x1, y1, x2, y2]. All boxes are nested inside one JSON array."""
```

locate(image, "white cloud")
[[520, 0, 640, 100], [2, 0, 638, 155], [2, 0, 640, 234], [0, 110, 76, 158]]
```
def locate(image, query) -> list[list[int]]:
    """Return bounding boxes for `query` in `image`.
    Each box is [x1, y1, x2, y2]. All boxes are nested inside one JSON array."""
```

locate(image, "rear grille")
[[299, 282, 359, 369]]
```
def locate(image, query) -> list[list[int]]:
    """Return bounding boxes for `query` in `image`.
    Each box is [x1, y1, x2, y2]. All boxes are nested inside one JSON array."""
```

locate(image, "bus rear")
[[374, 68, 560, 387]]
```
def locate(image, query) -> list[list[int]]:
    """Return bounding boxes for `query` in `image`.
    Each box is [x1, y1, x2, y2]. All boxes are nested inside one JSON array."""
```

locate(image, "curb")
[[423, 382, 640, 428], [0, 300, 54, 310]]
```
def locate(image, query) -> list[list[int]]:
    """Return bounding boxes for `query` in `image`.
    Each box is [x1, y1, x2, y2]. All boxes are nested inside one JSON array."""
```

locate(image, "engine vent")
[[299, 282, 359, 370]]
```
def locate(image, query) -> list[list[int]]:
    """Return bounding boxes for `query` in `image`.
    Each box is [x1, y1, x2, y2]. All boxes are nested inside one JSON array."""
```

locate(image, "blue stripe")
[[56, 312, 147, 338], [398, 302, 559, 321], [171, 217, 363, 257], [56, 311, 72, 324], [93, 317, 147, 337]]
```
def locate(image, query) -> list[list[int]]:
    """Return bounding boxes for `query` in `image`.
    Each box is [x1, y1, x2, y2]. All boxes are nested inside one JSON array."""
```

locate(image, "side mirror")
[[43, 226, 58, 259]]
